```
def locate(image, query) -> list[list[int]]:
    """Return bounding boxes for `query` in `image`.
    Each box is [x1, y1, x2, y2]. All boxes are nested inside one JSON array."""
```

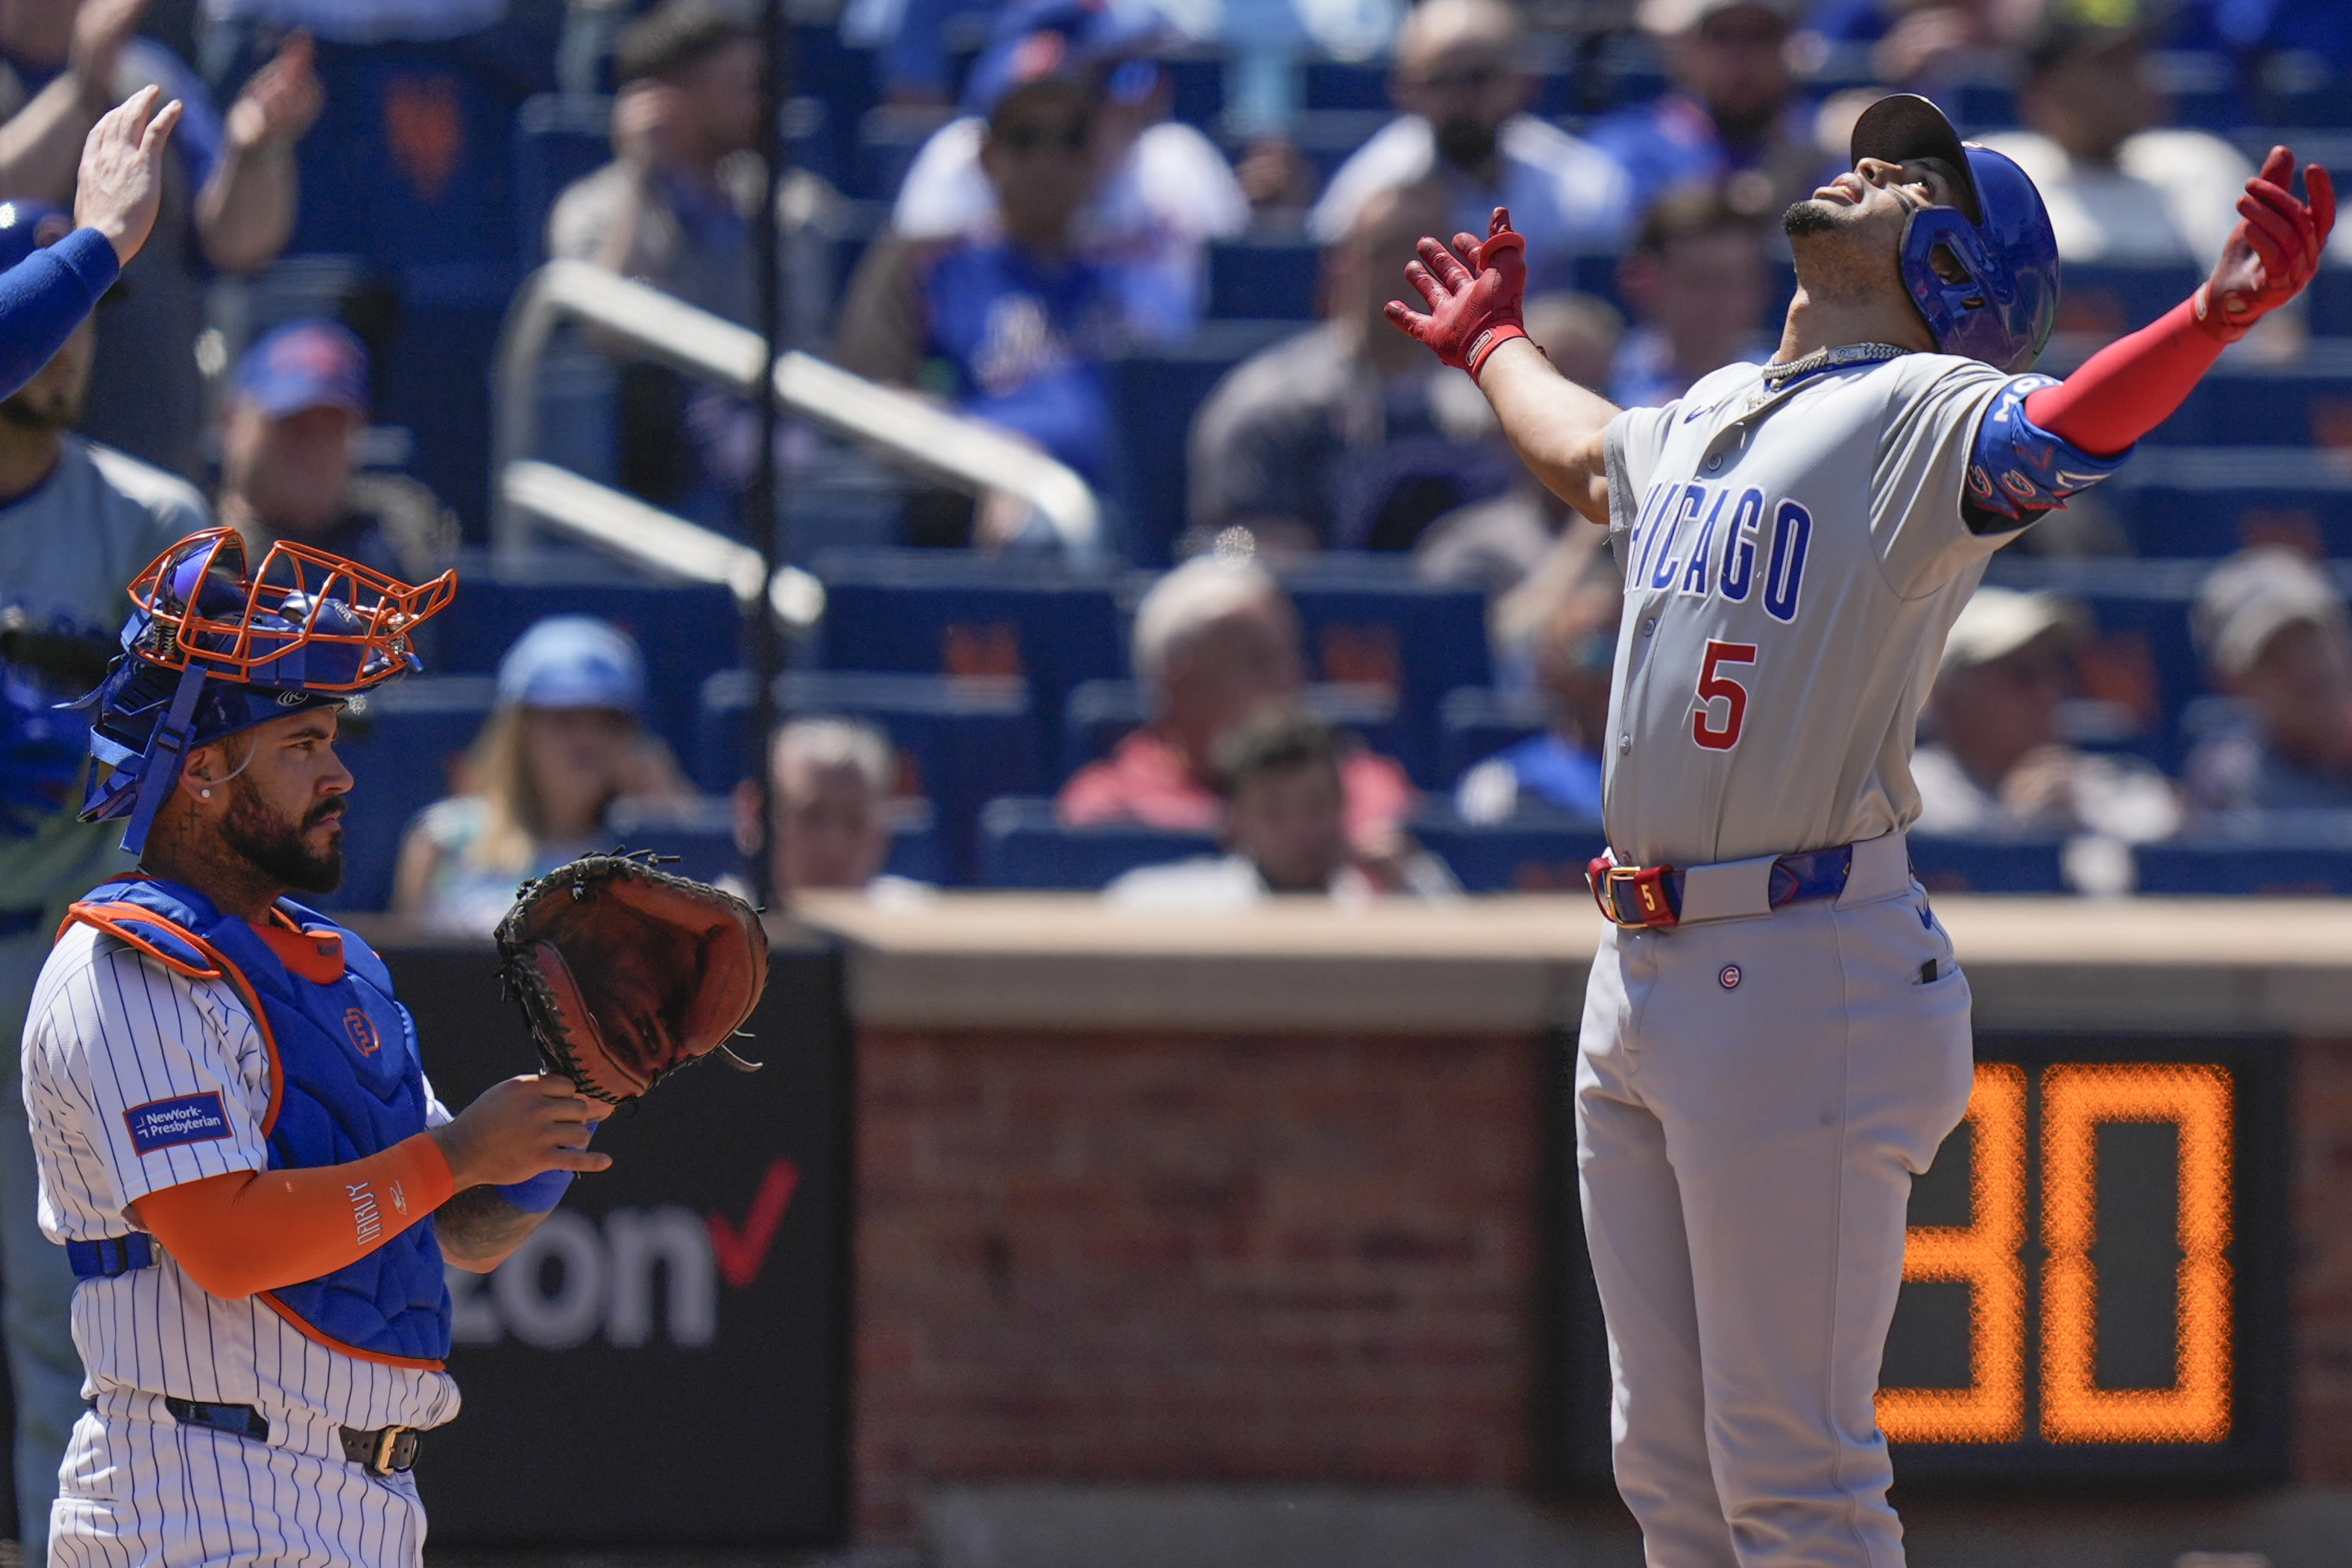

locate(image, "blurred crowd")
[[0, 0, 2350, 951]]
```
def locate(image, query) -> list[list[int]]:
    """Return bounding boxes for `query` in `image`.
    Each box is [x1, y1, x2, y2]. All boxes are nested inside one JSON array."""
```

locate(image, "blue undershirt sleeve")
[[1960, 371, 2135, 535], [0, 229, 118, 403]]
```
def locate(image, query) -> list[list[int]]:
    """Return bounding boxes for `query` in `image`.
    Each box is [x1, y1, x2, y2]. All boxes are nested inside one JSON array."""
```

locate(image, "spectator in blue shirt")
[[1585, 0, 1829, 225], [836, 57, 1120, 548]]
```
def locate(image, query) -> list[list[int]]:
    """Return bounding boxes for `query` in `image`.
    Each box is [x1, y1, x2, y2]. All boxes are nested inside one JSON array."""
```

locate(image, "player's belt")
[[1587, 832, 1908, 931], [162, 1396, 424, 1475], [66, 1232, 154, 1277]]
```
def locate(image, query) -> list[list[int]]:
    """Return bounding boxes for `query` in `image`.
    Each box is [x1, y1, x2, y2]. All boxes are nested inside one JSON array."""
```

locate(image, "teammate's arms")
[[127, 1074, 609, 1298], [1385, 207, 1620, 525], [2020, 148, 2333, 456]]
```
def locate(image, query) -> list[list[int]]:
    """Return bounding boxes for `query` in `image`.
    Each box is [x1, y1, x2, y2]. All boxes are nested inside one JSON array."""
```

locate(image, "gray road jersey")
[[1600, 352, 2037, 869]]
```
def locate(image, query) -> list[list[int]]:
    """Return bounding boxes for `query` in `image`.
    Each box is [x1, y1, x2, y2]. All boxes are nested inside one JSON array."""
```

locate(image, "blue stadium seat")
[[600, 796, 948, 887], [1160, 51, 1225, 125], [435, 571, 743, 759], [977, 796, 1219, 889], [1106, 320, 1297, 563], [1406, 812, 1606, 894], [1059, 678, 1412, 785], [1302, 60, 1389, 110], [1907, 834, 2070, 894], [326, 675, 499, 912], [812, 548, 1125, 746], [1208, 238, 1321, 319], [696, 670, 1044, 882], [1283, 561, 1494, 788], [1438, 686, 1548, 788], [2056, 264, 2204, 339], [2310, 262, 2352, 337], [2134, 832, 2352, 895], [514, 92, 615, 271], [2103, 450, 2352, 556]]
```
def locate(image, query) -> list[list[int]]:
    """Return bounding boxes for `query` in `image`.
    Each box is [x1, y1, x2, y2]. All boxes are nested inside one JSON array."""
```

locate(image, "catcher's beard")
[[219, 775, 345, 894]]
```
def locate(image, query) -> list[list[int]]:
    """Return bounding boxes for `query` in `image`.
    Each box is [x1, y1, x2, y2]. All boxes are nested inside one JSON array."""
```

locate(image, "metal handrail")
[[491, 259, 1104, 566], [499, 460, 826, 629]]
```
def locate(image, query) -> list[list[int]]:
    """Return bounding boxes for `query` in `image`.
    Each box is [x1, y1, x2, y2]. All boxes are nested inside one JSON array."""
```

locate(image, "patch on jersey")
[[1719, 964, 1742, 990], [123, 1092, 232, 1155]]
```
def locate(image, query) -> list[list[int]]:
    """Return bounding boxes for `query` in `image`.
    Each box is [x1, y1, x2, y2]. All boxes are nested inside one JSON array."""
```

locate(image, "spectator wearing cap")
[[1606, 185, 1773, 409], [0, 195, 208, 1563], [1059, 556, 1415, 852], [889, 0, 1249, 344], [0, 3, 319, 476], [743, 717, 933, 904], [1975, 20, 2336, 274], [836, 52, 1124, 547], [1585, 0, 1830, 227], [1913, 586, 2180, 846], [1187, 180, 1523, 558], [2184, 547, 2352, 817], [1105, 708, 1457, 910], [1308, 0, 1632, 291], [393, 615, 694, 933], [216, 319, 456, 588]]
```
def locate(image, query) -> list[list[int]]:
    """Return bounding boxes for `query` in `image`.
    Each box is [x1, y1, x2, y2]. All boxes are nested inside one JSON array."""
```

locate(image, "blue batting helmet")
[[1852, 94, 2059, 374], [76, 528, 455, 854]]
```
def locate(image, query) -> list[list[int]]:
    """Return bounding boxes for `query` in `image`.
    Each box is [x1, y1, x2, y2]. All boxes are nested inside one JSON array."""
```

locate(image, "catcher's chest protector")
[[65, 878, 453, 1366]]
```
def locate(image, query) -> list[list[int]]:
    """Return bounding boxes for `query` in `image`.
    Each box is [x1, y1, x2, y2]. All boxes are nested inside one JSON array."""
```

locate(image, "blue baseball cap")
[[0, 201, 72, 274], [962, 0, 1164, 116], [495, 616, 647, 714], [232, 320, 370, 421]]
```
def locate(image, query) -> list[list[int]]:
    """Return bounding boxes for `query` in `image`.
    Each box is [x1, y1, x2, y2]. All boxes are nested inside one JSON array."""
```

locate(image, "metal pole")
[[749, 0, 789, 911]]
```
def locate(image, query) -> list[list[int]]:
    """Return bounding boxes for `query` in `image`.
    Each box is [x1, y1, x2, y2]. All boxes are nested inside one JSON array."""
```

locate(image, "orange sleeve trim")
[[130, 1133, 457, 1303]]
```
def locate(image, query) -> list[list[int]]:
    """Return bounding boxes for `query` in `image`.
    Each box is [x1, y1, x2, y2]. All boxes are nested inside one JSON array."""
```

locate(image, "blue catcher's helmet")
[[1851, 94, 2060, 374], [76, 528, 456, 854]]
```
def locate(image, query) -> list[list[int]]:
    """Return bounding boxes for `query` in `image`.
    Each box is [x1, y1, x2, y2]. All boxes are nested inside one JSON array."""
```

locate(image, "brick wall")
[[854, 1027, 1544, 1536], [2294, 1036, 2352, 1482]]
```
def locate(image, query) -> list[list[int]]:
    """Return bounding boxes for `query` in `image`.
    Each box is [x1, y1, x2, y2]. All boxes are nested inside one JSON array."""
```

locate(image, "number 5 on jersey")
[[1693, 640, 1756, 751]]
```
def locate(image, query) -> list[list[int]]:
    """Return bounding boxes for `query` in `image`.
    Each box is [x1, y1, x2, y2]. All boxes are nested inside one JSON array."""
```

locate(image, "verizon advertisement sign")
[[379, 929, 849, 1546]]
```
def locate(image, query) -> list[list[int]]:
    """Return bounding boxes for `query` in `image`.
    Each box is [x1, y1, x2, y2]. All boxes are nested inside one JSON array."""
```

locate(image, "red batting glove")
[[2194, 146, 2336, 343], [1383, 207, 1531, 382]]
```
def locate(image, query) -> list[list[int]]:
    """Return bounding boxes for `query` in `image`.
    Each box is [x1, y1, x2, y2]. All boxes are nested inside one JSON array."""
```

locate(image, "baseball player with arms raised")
[[1388, 94, 2333, 1566], [21, 529, 613, 1566]]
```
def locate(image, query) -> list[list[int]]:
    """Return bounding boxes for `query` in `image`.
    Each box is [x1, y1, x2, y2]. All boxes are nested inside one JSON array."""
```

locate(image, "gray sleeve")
[[1602, 402, 1677, 543], [1868, 358, 2016, 599]]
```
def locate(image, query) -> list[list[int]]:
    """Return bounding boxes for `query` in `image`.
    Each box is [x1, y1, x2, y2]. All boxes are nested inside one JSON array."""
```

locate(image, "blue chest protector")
[[63, 877, 453, 1366]]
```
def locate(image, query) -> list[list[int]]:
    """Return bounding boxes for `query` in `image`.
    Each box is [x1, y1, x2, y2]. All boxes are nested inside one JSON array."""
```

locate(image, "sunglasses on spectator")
[[997, 120, 1090, 154]]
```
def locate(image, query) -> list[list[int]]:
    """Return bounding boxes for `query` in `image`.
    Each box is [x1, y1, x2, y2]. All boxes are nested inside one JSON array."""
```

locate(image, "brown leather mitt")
[[494, 851, 769, 1103]]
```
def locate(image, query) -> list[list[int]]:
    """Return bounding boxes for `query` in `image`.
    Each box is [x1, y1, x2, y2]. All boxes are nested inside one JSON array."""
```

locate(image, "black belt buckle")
[[164, 1397, 269, 1442], [342, 1423, 421, 1476]]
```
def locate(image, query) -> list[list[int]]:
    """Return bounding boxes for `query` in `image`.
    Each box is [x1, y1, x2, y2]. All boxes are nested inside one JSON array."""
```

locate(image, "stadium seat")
[[812, 548, 1126, 746], [1208, 238, 1321, 320], [514, 92, 615, 271], [1438, 686, 1550, 789], [1406, 811, 1607, 894], [1059, 678, 1411, 784], [696, 669, 1044, 882], [1106, 320, 1297, 563], [2134, 832, 2352, 896], [977, 796, 1219, 889], [2102, 449, 2352, 556], [600, 796, 948, 887], [1301, 59, 1389, 110], [435, 570, 743, 758], [326, 675, 499, 912], [1906, 834, 2071, 895], [2054, 263, 2204, 339], [1283, 561, 1494, 787]]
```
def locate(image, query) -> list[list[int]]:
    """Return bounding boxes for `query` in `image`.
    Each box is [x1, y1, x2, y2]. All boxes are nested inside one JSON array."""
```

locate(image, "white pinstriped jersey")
[[21, 922, 462, 1434]]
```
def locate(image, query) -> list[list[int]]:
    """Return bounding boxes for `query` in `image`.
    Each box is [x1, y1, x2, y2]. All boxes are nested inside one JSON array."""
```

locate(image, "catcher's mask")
[[75, 527, 456, 854], [1851, 92, 2060, 375]]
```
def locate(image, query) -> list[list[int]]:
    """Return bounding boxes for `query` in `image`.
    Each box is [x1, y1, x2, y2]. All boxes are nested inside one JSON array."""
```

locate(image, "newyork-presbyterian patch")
[[123, 1093, 233, 1155]]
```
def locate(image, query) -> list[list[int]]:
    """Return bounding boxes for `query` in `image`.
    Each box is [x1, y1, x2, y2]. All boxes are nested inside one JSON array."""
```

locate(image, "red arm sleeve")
[[2021, 298, 2226, 459], [128, 1134, 456, 1300]]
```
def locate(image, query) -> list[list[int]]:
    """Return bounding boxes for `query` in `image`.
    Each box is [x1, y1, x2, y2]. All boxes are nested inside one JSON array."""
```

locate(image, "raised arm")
[[1384, 207, 1621, 526], [2019, 147, 2334, 458]]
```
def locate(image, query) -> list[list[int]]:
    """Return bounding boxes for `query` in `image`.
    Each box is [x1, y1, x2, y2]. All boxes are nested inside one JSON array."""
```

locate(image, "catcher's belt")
[[1588, 830, 1911, 931]]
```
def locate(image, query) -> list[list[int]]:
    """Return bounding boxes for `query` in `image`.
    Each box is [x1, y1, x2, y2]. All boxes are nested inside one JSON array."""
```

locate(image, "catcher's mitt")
[[494, 850, 769, 1103]]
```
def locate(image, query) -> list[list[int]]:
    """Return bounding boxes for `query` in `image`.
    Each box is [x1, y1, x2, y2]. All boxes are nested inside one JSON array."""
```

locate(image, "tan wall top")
[[797, 892, 2352, 1037]]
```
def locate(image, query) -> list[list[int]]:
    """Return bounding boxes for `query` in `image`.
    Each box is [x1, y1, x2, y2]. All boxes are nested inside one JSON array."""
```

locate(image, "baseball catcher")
[[22, 529, 619, 1566], [1387, 94, 2331, 1567]]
